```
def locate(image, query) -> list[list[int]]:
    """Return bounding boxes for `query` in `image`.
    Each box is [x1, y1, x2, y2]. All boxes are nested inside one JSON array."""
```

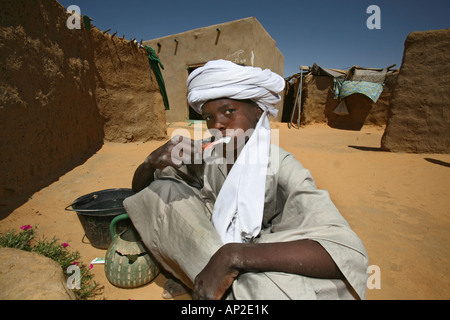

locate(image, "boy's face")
[[202, 98, 262, 133], [202, 98, 263, 154]]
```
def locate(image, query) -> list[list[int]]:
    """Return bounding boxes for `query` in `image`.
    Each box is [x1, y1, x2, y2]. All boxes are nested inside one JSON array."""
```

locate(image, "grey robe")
[[123, 145, 369, 299]]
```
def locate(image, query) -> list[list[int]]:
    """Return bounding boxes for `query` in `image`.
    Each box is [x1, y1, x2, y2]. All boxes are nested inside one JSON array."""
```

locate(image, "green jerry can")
[[105, 213, 160, 288]]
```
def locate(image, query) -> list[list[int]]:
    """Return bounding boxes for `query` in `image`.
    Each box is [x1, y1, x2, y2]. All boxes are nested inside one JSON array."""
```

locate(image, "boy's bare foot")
[[162, 278, 190, 299]]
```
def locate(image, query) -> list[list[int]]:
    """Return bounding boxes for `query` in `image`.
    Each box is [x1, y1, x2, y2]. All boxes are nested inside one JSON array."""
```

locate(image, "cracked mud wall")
[[0, 0, 167, 215], [381, 29, 450, 153]]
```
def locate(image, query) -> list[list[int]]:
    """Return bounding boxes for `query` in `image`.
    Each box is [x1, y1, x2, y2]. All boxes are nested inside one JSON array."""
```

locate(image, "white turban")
[[187, 59, 285, 117], [187, 60, 285, 244]]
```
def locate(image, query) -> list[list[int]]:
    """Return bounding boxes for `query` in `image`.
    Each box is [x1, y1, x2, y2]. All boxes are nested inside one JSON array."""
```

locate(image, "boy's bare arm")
[[131, 160, 156, 192], [192, 239, 342, 300]]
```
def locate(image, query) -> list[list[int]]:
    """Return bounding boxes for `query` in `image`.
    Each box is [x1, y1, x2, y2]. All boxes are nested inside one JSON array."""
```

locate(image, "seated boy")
[[123, 60, 369, 300]]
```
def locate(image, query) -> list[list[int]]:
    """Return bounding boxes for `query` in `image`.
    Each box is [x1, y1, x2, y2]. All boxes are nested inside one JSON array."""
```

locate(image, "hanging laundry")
[[83, 15, 92, 30], [333, 100, 349, 116], [144, 46, 170, 110], [333, 78, 384, 103]]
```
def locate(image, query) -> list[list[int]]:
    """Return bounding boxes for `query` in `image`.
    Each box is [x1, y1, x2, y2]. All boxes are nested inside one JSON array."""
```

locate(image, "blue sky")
[[58, 0, 449, 77]]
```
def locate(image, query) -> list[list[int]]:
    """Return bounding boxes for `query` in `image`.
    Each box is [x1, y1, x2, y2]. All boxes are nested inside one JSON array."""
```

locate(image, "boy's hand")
[[145, 135, 202, 170], [132, 135, 202, 192], [192, 244, 240, 300]]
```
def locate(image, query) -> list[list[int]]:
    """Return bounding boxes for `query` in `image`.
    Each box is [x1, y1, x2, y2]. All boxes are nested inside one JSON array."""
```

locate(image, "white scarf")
[[187, 60, 285, 243]]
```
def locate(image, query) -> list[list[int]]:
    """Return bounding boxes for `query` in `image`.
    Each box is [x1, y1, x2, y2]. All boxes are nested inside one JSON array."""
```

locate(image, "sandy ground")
[[1, 122, 449, 300]]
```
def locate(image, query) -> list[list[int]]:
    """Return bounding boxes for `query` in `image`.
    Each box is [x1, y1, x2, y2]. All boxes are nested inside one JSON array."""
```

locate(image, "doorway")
[[187, 64, 205, 120]]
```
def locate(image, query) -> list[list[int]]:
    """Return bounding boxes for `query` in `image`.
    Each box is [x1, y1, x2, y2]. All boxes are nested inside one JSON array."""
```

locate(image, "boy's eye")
[[203, 115, 213, 121], [224, 109, 235, 115]]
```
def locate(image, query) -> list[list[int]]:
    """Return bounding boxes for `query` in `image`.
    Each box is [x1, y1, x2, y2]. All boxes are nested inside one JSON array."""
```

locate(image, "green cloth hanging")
[[144, 46, 170, 110], [83, 15, 92, 30]]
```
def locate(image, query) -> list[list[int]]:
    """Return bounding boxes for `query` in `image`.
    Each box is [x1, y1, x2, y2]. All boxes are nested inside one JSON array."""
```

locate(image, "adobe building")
[[0, 0, 167, 215], [282, 64, 398, 130], [381, 29, 450, 153], [143, 17, 285, 122]]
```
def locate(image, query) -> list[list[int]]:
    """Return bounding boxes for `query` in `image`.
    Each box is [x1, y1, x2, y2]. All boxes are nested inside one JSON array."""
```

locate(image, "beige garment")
[[123, 145, 369, 299]]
